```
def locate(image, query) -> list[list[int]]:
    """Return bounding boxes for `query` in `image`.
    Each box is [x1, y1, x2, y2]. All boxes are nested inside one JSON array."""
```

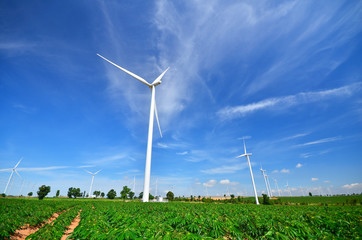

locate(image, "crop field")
[[1, 198, 361, 239]]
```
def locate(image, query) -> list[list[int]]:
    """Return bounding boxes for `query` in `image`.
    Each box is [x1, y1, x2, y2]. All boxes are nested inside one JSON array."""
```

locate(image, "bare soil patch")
[[61, 209, 82, 240], [10, 210, 66, 240]]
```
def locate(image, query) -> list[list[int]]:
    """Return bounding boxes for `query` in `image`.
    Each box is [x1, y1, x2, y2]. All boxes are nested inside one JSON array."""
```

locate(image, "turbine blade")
[[85, 170, 93, 175], [14, 157, 22, 168], [97, 54, 151, 86], [95, 169, 102, 175], [151, 67, 169, 86], [236, 154, 246, 158], [14, 170, 21, 178], [153, 91, 162, 138], [0, 169, 12, 172]]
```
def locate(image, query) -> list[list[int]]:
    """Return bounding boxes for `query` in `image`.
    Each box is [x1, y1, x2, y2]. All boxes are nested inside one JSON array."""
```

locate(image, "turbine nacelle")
[[236, 153, 252, 158]]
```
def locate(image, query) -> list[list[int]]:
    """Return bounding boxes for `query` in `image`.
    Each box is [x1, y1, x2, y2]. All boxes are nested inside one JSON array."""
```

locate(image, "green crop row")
[[1, 198, 361, 239], [0, 198, 77, 238], [26, 206, 81, 240]]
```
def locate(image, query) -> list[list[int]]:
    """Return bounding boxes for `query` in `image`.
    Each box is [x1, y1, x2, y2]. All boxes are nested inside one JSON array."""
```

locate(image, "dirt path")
[[61, 209, 82, 240], [10, 210, 66, 240]]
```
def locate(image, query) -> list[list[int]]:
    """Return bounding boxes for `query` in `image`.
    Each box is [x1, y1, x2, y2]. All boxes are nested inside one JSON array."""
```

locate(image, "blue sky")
[[1, 0, 361, 197]]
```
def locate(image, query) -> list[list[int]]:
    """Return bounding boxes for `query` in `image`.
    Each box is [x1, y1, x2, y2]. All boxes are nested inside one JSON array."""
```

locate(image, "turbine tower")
[[286, 181, 292, 196], [97, 54, 169, 202], [1, 158, 22, 194], [266, 174, 273, 197], [86, 170, 101, 198], [260, 166, 271, 197], [236, 138, 259, 205], [273, 178, 281, 197]]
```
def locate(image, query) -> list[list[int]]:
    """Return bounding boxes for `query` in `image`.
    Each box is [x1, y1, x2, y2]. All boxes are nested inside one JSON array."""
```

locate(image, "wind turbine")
[[260, 166, 271, 197], [266, 174, 273, 197], [286, 181, 292, 196], [1, 158, 22, 194], [236, 138, 259, 205], [85, 169, 101, 198], [97, 54, 169, 202], [133, 176, 136, 194], [273, 178, 281, 197]]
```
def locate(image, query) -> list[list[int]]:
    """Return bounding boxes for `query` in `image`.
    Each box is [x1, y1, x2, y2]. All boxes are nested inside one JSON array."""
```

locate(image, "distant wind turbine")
[[266, 174, 273, 197], [260, 166, 271, 197], [236, 138, 259, 205], [97, 54, 169, 202], [86, 169, 101, 198], [286, 181, 292, 196], [273, 178, 281, 197], [1, 158, 22, 194]]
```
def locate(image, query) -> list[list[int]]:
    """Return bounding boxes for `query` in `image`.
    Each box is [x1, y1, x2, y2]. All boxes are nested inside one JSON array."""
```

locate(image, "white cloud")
[[273, 168, 290, 174], [201, 163, 248, 174], [311, 178, 319, 181], [203, 179, 217, 187], [17, 166, 69, 172], [324, 180, 330, 183], [296, 137, 342, 147], [176, 151, 188, 155], [220, 179, 230, 185], [342, 183, 362, 189], [156, 143, 169, 149], [218, 83, 361, 119], [296, 163, 303, 168], [220, 179, 238, 185], [282, 133, 309, 141]]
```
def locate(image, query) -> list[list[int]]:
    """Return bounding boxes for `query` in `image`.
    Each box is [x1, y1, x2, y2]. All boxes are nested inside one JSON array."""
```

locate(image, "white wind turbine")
[[273, 178, 281, 197], [97, 54, 169, 202], [85, 169, 101, 198], [286, 181, 292, 196], [266, 174, 273, 197], [236, 138, 259, 205], [1, 158, 22, 194], [260, 166, 271, 197]]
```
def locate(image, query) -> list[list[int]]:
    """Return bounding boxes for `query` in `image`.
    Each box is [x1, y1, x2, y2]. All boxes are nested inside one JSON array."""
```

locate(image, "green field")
[[1, 197, 361, 239]]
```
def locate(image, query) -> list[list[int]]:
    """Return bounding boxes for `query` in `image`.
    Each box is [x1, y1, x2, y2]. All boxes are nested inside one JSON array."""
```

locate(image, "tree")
[[166, 191, 174, 201], [149, 193, 154, 200], [309, 192, 313, 197], [230, 194, 235, 199], [28, 192, 33, 197], [56, 190, 60, 197], [120, 186, 131, 199], [262, 194, 271, 205], [129, 191, 135, 199], [107, 189, 117, 199], [139, 192, 143, 199], [93, 191, 101, 198], [37, 185, 51, 200], [101, 192, 105, 198], [67, 187, 81, 198]]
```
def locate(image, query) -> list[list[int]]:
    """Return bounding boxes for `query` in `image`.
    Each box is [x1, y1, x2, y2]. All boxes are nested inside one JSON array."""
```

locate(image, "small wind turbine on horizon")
[[97, 54, 169, 202], [286, 181, 292, 197], [236, 138, 259, 205], [260, 166, 271, 197], [273, 178, 281, 197], [85, 169, 101, 198], [1, 158, 22, 194]]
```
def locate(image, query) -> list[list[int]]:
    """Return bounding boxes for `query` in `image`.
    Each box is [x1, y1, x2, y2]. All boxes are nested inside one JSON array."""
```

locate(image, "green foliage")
[[101, 192, 105, 198], [309, 192, 313, 197], [120, 186, 131, 199], [107, 189, 117, 199], [37, 185, 51, 200], [230, 194, 235, 199], [262, 194, 271, 205], [27, 192, 32, 197], [129, 191, 135, 199], [0, 193, 6, 198], [93, 190, 101, 198], [67, 187, 81, 198], [166, 191, 174, 201], [55, 190, 60, 197]]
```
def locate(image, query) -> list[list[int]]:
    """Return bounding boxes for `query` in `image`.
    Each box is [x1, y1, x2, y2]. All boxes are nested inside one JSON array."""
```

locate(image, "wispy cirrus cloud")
[[201, 163, 248, 174], [296, 137, 342, 147], [17, 166, 69, 172], [218, 83, 362, 119]]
